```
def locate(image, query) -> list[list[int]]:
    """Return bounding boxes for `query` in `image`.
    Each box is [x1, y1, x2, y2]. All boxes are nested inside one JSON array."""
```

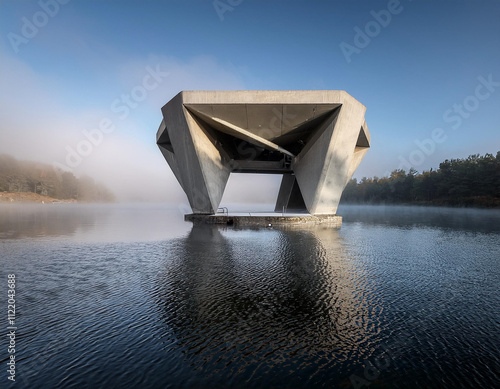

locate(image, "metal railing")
[[217, 207, 229, 216]]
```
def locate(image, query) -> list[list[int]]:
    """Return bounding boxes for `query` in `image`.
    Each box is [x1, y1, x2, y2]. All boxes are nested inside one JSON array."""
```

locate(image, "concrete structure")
[[185, 213, 342, 228], [156, 91, 370, 215]]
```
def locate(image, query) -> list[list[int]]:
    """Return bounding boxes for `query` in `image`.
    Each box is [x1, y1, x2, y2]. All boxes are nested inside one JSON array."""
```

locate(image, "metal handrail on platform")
[[217, 207, 229, 216]]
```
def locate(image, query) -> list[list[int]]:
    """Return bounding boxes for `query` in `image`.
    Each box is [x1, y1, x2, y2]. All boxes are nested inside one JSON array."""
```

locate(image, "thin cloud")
[[1, 52, 284, 204]]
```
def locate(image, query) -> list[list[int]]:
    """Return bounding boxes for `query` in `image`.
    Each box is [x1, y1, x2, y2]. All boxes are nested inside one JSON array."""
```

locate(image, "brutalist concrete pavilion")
[[156, 91, 370, 216]]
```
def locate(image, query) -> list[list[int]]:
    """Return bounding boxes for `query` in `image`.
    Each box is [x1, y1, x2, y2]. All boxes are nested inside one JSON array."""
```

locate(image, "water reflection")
[[338, 204, 500, 233], [0, 204, 190, 241], [153, 224, 383, 387], [0, 204, 99, 239], [2, 205, 497, 388]]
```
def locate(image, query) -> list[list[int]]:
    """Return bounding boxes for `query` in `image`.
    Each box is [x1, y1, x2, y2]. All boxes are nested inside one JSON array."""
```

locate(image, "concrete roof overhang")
[[157, 91, 369, 174]]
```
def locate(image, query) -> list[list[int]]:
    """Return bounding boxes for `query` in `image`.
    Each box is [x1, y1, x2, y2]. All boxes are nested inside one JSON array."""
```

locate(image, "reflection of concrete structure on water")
[[156, 91, 370, 223], [153, 225, 382, 385]]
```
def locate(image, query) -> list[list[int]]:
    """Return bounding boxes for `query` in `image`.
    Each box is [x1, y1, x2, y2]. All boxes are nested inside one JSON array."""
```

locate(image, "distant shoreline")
[[340, 197, 500, 209], [0, 192, 77, 204], [2, 192, 499, 210]]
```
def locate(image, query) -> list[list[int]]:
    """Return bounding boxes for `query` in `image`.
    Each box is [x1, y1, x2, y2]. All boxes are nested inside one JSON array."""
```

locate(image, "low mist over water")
[[1, 204, 499, 388]]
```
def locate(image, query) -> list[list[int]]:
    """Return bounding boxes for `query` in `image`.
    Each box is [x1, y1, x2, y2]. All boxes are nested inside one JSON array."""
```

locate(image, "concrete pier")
[[185, 213, 342, 228]]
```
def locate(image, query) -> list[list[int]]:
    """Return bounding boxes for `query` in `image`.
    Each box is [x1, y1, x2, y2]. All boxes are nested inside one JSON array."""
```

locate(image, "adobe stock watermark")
[[340, 0, 410, 64], [8, 0, 71, 54], [395, 74, 499, 173], [213, 0, 244, 21], [53, 65, 169, 171]]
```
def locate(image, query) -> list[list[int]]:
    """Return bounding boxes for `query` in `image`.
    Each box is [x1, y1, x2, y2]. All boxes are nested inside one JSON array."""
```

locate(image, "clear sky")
[[1, 0, 499, 203]]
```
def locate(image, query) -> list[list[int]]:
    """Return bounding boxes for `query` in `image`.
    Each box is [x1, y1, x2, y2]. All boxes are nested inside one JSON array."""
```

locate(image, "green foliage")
[[340, 152, 500, 207], [0, 154, 115, 202]]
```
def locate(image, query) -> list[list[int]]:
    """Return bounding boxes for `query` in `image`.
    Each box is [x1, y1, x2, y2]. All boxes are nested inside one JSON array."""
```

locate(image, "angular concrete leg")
[[274, 175, 307, 213], [293, 93, 367, 215], [159, 93, 230, 214]]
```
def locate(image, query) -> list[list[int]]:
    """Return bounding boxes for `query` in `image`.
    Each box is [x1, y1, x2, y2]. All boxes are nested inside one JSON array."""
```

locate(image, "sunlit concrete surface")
[[157, 91, 370, 215]]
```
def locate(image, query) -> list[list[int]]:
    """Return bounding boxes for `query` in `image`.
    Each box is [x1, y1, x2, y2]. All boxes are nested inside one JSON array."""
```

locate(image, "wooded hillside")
[[0, 154, 115, 202], [341, 152, 500, 207]]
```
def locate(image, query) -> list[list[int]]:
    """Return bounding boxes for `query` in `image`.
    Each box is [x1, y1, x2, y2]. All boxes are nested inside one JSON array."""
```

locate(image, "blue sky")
[[1, 0, 499, 202]]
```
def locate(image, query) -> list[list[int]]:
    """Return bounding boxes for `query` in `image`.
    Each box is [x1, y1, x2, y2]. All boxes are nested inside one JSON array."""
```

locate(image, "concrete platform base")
[[184, 213, 342, 228]]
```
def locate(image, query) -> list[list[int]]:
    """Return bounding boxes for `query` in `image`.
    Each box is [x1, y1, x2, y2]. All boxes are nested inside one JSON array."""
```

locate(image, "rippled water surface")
[[1, 204, 499, 388]]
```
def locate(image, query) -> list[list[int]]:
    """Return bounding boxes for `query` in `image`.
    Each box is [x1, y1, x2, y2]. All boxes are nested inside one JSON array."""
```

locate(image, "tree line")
[[0, 154, 115, 202], [341, 152, 500, 207]]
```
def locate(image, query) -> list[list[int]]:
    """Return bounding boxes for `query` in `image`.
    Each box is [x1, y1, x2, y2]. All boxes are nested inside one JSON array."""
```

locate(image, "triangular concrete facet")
[[345, 123, 371, 187], [293, 111, 339, 214], [293, 95, 367, 214], [274, 175, 307, 212], [159, 93, 229, 213], [183, 109, 231, 212], [159, 145, 185, 192]]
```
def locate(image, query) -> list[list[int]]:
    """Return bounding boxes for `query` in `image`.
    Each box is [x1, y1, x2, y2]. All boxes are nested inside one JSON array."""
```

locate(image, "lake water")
[[1, 204, 499, 388]]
